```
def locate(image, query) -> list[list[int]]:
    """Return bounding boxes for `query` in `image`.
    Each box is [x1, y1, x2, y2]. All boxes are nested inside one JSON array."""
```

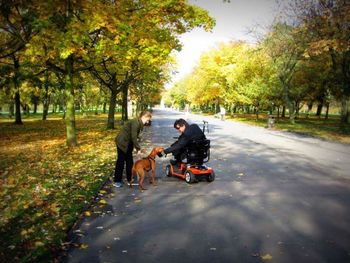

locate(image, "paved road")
[[63, 109, 350, 263]]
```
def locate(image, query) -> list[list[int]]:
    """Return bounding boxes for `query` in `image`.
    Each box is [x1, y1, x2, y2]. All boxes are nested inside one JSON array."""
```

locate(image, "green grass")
[[225, 113, 350, 144]]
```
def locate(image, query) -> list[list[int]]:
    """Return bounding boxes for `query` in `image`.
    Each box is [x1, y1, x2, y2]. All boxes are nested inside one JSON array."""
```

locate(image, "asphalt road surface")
[[63, 108, 350, 263]]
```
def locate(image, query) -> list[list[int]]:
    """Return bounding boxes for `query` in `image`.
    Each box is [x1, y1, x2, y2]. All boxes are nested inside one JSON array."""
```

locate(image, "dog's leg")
[[138, 169, 147, 190], [150, 161, 157, 186]]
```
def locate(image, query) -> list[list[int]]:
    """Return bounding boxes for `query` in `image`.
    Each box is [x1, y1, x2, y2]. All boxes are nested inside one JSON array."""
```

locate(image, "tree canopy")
[[0, 0, 214, 146], [165, 0, 350, 124]]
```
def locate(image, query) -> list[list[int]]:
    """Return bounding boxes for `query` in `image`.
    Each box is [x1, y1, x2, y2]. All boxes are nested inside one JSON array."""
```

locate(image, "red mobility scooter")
[[165, 121, 215, 184]]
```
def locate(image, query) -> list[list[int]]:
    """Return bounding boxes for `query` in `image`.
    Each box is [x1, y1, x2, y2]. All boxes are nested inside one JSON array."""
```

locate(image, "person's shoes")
[[113, 182, 123, 188]]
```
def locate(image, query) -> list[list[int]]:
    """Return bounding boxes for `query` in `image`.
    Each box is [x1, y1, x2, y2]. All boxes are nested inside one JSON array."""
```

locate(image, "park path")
[[62, 108, 350, 263]]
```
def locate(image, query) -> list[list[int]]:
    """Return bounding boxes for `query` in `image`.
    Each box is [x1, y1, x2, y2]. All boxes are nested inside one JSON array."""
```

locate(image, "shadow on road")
[[63, 109, 350, 263]]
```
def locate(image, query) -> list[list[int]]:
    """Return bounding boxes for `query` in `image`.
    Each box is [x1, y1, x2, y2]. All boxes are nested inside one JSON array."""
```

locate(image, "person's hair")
[[139, 111, 152, 118], [174, 118, 188, 129]]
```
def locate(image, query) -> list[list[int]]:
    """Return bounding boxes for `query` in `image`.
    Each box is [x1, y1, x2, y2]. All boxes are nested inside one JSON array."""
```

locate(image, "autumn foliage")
[[0, 114, 117, 262], [164, 0, 350, 124]]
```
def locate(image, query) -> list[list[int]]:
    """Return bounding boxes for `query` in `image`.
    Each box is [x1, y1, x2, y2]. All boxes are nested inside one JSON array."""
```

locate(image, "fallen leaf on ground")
[[261, 253, 273, 260], [79, 244, 89, 249], [84, 211, 91, 216]]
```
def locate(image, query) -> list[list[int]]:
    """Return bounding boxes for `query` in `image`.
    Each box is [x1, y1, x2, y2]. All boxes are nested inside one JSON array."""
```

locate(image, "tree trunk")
[[42, 74, 50, 120], [65, 57, 77, 147], [14, 91, 22, 124], [121, 83, 128, 121], [24, 104, 30, 115], [43, 48, 50, 120], [295, 101, 300, 119], [13, 56, 22, 124], [316, 103, 323, 117], [33, 97, 39, 114], [340, 94, 350, 124], [325, 102, 330, 120], [306, 102, 313, 119], [107, 88, 117, 129], [9, 102, 14, 118], [282, 82, 295, 124], [33, 102, 37, 114]]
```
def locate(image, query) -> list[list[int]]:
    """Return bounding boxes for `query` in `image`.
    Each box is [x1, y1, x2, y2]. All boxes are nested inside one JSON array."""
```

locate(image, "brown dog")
[[131, 147, 164, 190]]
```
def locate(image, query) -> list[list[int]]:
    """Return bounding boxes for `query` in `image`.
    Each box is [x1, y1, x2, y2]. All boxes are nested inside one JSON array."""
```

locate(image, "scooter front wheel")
[[185, 170, 196, 184]]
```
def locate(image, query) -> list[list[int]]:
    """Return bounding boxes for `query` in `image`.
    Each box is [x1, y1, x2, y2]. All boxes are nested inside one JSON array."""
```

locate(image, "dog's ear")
[[157, 147, 164, 152]]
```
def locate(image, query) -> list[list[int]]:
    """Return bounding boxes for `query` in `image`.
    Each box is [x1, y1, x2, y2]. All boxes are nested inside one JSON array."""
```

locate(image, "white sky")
[[167, 0, 279, 88]]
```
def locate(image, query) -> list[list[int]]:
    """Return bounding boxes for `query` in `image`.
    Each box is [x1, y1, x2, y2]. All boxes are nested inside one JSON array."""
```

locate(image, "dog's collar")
[[147, 156, 155, 161], [142, 156, 155, 161]]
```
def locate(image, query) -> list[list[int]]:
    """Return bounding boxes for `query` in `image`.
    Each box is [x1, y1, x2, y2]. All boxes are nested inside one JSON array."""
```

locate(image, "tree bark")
[[325, 102, 329, 120], [340, 94, 350, 124], [281, 79, 295, 124], [121, 83, 128, 121], [64, 56, 77, 147], [107, 88, 117, 129], [316, 103, 323, 117], [9, 102, 14, 118], [14, 91, 22, 124], [13, 56, 22, 124], [306, 102, 313, 119], [42, 74, 50, 120]]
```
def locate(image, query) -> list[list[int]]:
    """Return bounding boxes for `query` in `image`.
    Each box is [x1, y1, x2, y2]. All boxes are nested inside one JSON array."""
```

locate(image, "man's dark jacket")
[[164, 123, 205, 155]]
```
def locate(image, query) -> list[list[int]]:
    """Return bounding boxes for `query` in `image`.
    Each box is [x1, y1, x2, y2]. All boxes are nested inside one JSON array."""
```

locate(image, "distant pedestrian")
[[113, 111, 152, 188], [220, 106, 226, 121]]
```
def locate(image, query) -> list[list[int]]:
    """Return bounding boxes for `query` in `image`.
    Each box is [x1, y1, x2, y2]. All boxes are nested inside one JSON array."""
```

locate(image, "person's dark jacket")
[[115, 118, 143, 153], [164, 123, 205, 155]]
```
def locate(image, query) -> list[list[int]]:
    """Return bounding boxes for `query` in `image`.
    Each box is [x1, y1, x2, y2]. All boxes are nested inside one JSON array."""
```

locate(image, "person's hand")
[[157, 150, 165, 157]]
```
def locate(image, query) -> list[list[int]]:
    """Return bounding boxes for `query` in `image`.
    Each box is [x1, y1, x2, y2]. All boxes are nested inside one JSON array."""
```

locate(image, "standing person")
[[113, 111, 152, 188], [163, 118, 206, 165], [220, 106, 226, 121]]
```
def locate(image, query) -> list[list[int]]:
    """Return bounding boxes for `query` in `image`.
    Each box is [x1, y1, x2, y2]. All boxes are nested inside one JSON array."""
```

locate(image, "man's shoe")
[[113, 182, 123, 188]]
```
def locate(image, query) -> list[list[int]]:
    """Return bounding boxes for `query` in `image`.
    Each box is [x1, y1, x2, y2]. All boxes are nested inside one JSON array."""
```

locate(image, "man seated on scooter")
[[162, 118, 206, 166]]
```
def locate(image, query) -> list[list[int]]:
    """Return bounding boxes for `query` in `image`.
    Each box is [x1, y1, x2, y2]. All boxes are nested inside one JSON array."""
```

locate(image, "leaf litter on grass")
[[0, 116, 118, 262]]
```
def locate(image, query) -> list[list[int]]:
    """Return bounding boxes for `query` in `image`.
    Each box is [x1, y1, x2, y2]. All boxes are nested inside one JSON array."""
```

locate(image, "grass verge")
[[225, 113, 350, 144]]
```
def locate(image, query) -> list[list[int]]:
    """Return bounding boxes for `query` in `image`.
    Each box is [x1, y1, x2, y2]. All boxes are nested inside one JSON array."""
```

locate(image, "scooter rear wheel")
[[207, 171, 215, 182]]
